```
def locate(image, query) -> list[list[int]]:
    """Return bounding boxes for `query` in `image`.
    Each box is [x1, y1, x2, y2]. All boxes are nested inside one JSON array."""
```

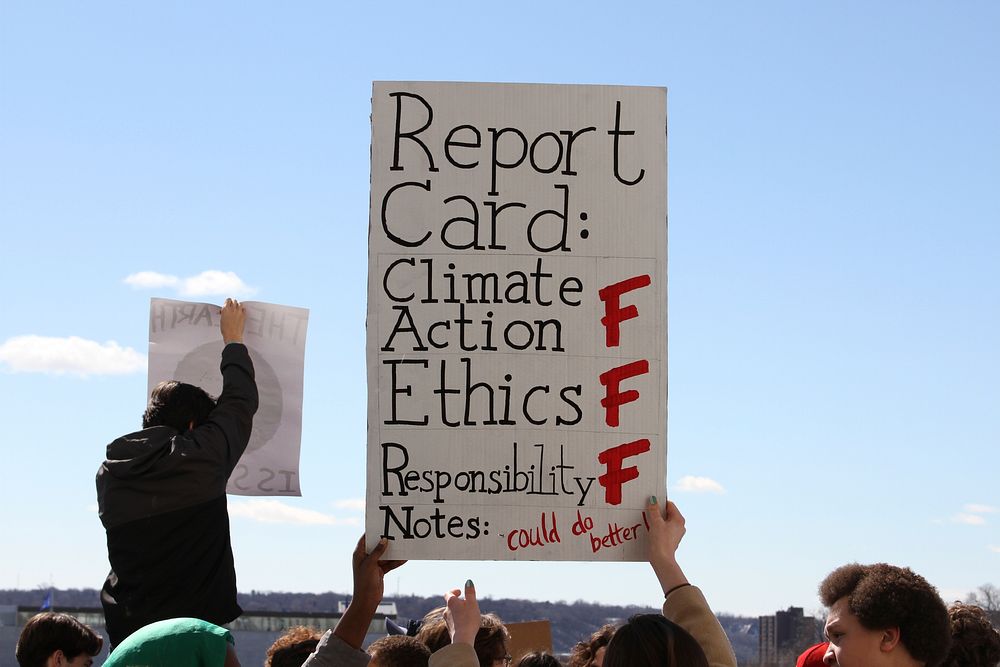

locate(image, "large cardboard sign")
[[148, 298, 309, 496], [367, 82, 667, 560]]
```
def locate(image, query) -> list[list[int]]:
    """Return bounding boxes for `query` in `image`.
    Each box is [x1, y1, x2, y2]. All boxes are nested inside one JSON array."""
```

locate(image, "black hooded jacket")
[[96, 343, 258, 647]]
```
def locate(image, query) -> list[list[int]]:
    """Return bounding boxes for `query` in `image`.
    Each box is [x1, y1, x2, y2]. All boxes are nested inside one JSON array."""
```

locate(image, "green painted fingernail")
[[649, 496, 658, 504], [466, 579, 474, 588]]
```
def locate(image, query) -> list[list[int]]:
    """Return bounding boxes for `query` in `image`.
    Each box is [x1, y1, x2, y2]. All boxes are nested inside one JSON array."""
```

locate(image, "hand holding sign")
[[220, 298, 246, 344], [645, 497, 690, 597]]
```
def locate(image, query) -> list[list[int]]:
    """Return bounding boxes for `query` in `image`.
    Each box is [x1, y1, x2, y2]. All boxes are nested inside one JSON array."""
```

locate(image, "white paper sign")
[[367, 82, 667, 560], [148, 298, 309, 496]]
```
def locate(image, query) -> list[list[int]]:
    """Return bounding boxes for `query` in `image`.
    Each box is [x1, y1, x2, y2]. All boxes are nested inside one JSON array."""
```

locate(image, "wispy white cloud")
[[952, 513, 987, 526], [0, 336, 145, 377], [180, 270, 255, 297], [229, 499, 359, 526], [333, 498, 365, 511], [123, 271, 180, 289], [124, 270, 256, 297], [674, 475, 726, 494], [964, 503, 999, 515], [989, 545, 1000, 554]]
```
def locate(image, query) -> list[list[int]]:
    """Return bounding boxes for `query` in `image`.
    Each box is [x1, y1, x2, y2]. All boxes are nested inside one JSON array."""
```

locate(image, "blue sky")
[[1, 2, 997, 617]]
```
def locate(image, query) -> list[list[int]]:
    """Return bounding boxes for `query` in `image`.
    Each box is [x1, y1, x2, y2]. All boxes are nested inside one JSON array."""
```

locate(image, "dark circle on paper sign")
[[580, 229, 589, 239], [580, 212, 588, 221], [174, 342, 283, 454]]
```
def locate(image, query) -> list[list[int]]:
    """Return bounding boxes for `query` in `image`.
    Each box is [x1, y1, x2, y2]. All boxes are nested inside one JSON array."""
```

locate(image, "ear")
[[879, 627, 902, 653], [188, 419, 196, 431], [48, 650, 66, 667]]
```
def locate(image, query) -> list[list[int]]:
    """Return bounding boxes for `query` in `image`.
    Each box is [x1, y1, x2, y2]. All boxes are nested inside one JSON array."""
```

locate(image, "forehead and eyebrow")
[[824, 597, 851, 637]]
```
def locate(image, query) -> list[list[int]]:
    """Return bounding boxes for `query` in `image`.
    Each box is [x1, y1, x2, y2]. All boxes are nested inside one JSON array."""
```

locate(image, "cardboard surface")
[[148, 298, 309, 495], [367, 81, 667, 560], [507, 620, 554, 660]]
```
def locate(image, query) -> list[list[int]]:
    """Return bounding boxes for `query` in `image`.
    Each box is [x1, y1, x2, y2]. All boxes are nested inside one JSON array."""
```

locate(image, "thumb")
[[369, 537, 389, 560]]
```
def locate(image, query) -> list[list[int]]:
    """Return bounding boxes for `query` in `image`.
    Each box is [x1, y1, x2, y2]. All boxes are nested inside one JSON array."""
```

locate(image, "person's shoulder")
[[104, 426, 175, 460]]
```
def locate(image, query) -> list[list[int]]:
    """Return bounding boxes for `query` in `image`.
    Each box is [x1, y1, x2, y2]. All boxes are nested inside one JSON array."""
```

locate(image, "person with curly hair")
[[819, 563, 951, 666], [566, 624, 615, 667], [941, 602, 1000, 667], [266, 626, 324, 667]]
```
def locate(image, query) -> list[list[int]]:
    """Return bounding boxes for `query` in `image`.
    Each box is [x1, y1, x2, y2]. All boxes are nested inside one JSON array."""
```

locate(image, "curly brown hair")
[[819, 563, 951, 666], [567, 624, 616, 667], [264, 626, 324, 667], [942, 602, 1000, 667]]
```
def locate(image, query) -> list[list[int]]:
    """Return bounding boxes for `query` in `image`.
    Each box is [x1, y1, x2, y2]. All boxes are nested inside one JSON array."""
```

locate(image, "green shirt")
[[103, 617, 235, 667]]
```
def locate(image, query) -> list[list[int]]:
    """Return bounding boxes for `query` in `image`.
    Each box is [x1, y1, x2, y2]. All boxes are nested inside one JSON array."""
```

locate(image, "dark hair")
[[474, 613, 510, 667], [368, 635, 431, 667], [516, 651, 562, 667], [819, 563, 951, 666], [415, 608, 508, 667], [16, 612, 103, 667], [603, 614, 709, 667], [265, 625, 323, 667], [942, 602, 1000, 667], [567, 624, 616, 667], [142, 380, 216, 430]]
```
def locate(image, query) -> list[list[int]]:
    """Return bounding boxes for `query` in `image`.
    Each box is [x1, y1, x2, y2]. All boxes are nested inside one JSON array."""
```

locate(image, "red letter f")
[[599, 275, 651, 347], [600, 360, 649, 427], [598, 439, 651, 505]]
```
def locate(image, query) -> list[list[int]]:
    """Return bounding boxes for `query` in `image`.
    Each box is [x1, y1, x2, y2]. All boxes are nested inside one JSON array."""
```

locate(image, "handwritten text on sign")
[[366, 82, 667, 560]]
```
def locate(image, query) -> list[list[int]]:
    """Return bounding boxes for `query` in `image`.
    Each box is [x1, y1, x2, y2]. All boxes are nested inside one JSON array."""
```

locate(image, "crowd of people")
[[13, 300, 1000, 666]]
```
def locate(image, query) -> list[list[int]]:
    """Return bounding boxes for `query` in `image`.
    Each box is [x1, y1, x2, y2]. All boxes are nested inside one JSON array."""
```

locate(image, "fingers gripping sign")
[[354, 536, 407, 606], [644, 497, 690, 596], [220, 297, 247, 344]]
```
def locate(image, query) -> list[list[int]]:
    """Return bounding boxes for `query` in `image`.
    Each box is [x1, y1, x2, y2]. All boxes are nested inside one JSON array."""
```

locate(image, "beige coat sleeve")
[[429, 643, 480, 667], [662, 585, 738, 667]]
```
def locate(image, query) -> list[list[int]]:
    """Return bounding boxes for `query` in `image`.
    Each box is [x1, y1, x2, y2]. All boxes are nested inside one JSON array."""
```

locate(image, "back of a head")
[[473, 613, 510, 667], [368, 635, 431, 667], [603, 614, 709, 667], [142, 380, 216, 430], [265, 626, 323, 667], [415, 607, 450, 653], [819, 562, 951, 666], [516, 651, 562, 667], [942, 602, 1000, 667], [567, 624, 616, 667], [16, 612, 103, 667], [414, 608, 509, 667]]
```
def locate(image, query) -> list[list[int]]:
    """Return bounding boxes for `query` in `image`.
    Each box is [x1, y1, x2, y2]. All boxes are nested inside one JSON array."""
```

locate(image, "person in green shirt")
[[103, 618, 241, 667]]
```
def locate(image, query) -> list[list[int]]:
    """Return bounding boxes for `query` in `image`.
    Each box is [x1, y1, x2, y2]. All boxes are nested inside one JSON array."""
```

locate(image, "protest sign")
[[148, 297, 309, 496], [367, 82, 667, 560]]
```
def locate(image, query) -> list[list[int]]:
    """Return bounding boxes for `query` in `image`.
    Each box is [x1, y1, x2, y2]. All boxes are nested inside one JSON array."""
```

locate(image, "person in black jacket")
[[96, 297, 259, 647]]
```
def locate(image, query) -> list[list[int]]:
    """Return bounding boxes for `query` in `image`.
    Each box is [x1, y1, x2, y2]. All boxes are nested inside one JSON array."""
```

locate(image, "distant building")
[[758, 606, 821, 666]]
